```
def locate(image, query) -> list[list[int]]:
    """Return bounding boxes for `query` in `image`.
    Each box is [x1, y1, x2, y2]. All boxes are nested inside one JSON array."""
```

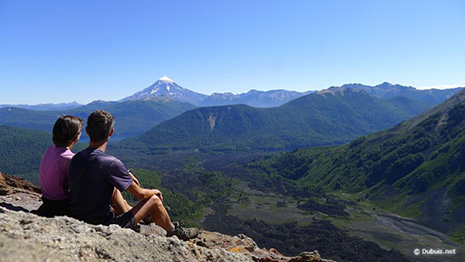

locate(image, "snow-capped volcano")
[[158, 76, 174, 83], [121, 76, 309, 107], [121, 77, 207, 105]]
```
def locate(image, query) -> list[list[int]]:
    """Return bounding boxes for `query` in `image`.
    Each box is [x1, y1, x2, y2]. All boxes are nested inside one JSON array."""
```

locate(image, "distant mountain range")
[[121, 88, 433, 152], [0, 101, 82, 111], [0, 98, 195, 140], [121, 77, 310, 108], [1, 77, 463, 142], [120, 77, 463, 108], [200, 89, 312, 108], [3, 78, 463, 111], [339, 82, 462, 106]]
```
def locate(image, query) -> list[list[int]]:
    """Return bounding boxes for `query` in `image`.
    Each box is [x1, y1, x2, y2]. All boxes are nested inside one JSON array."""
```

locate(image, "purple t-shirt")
[[39, 146, 74, 201], [68, 147, 133, 224]]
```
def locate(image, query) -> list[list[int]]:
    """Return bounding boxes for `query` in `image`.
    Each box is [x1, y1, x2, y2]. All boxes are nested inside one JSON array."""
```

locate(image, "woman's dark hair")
[[86, 110, 115, 142], [52, 115, 83, 147]]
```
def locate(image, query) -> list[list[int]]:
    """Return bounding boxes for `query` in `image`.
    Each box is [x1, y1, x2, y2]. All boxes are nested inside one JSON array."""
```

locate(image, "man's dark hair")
[[86, 110, 115, 142], [53, 115, 83, 147]]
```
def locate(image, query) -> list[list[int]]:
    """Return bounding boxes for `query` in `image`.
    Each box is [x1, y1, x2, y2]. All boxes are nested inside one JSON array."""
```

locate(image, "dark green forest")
[[0, 126, 50, 182]]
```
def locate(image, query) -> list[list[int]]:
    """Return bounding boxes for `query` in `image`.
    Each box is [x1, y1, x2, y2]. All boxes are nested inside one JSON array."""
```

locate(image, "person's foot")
[[167, 222, 199, 241]]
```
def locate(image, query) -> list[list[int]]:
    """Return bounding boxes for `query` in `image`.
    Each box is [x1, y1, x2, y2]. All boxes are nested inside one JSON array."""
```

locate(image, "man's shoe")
[[167, 222, 199, 241]]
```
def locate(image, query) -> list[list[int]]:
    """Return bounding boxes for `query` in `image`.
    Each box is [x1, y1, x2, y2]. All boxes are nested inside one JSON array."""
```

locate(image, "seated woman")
[[36, 115, 82, 217]]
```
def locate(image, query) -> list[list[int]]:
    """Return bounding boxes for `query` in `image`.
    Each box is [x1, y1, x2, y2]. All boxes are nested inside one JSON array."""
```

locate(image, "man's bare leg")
[[111, 188, 131, 215], [124, 194, 199, 240], [129, 195, 173, 231]]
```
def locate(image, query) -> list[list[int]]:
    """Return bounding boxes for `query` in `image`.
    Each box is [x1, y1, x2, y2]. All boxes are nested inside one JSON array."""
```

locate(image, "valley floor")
[[216, 181, 464, 262]]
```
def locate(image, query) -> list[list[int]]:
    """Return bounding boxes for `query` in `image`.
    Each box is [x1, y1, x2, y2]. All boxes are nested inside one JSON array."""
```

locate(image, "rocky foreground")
[[0, 173, 333, 262]]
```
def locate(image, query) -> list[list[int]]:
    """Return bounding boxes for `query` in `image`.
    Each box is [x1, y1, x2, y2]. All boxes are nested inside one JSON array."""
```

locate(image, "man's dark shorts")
[[112, 211, 136, 229]]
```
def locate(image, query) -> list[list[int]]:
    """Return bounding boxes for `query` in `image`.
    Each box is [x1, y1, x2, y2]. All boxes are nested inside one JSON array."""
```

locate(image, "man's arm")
[[128, 171, 140, 186], [127, 182, 163, 202]]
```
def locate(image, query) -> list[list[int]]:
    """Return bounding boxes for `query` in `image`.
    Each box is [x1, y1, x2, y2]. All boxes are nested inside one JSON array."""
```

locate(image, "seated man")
[[68, 110, 198, 240]]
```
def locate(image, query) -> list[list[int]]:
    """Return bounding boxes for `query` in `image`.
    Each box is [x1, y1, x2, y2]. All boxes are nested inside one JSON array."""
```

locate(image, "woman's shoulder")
[[60, 147, 75, 160]]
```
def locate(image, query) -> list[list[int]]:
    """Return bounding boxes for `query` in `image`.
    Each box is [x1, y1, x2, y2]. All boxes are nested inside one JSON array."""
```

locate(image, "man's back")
[[68, 109, 199, 240], [68, 147, 133, 224]]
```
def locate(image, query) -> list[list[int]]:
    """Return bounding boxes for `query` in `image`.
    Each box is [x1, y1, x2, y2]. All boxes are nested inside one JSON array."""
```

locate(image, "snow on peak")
[[159, 76, 174, 83]]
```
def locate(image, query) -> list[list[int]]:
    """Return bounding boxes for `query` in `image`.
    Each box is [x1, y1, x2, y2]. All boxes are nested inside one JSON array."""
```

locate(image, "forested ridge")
[[123, 89, 431, 152]]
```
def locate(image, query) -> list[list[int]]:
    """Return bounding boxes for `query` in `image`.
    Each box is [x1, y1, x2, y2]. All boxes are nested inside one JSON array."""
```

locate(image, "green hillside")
[[0, 126, 51, 182], [248, 89, 465, 238], [125, 88, 430, 152], [0, 108, 58, 131], [0, 98, 195, 140]]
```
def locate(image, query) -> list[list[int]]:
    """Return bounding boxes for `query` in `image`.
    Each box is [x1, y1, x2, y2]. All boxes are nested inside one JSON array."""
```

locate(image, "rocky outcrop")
[[0, 207, 252, 261], [0, 172, 41, 195], [0, 174, 10, 195], [0, 173, 333, 262]]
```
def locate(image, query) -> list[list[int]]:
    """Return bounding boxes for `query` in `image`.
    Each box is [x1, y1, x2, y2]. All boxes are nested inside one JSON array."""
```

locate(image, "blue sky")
[[1, 0, 465, 104]]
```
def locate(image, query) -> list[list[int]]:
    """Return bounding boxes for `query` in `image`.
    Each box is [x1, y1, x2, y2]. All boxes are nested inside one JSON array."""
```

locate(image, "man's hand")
[[127, 180, 164, 202], [153, 189, 163, 202]]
